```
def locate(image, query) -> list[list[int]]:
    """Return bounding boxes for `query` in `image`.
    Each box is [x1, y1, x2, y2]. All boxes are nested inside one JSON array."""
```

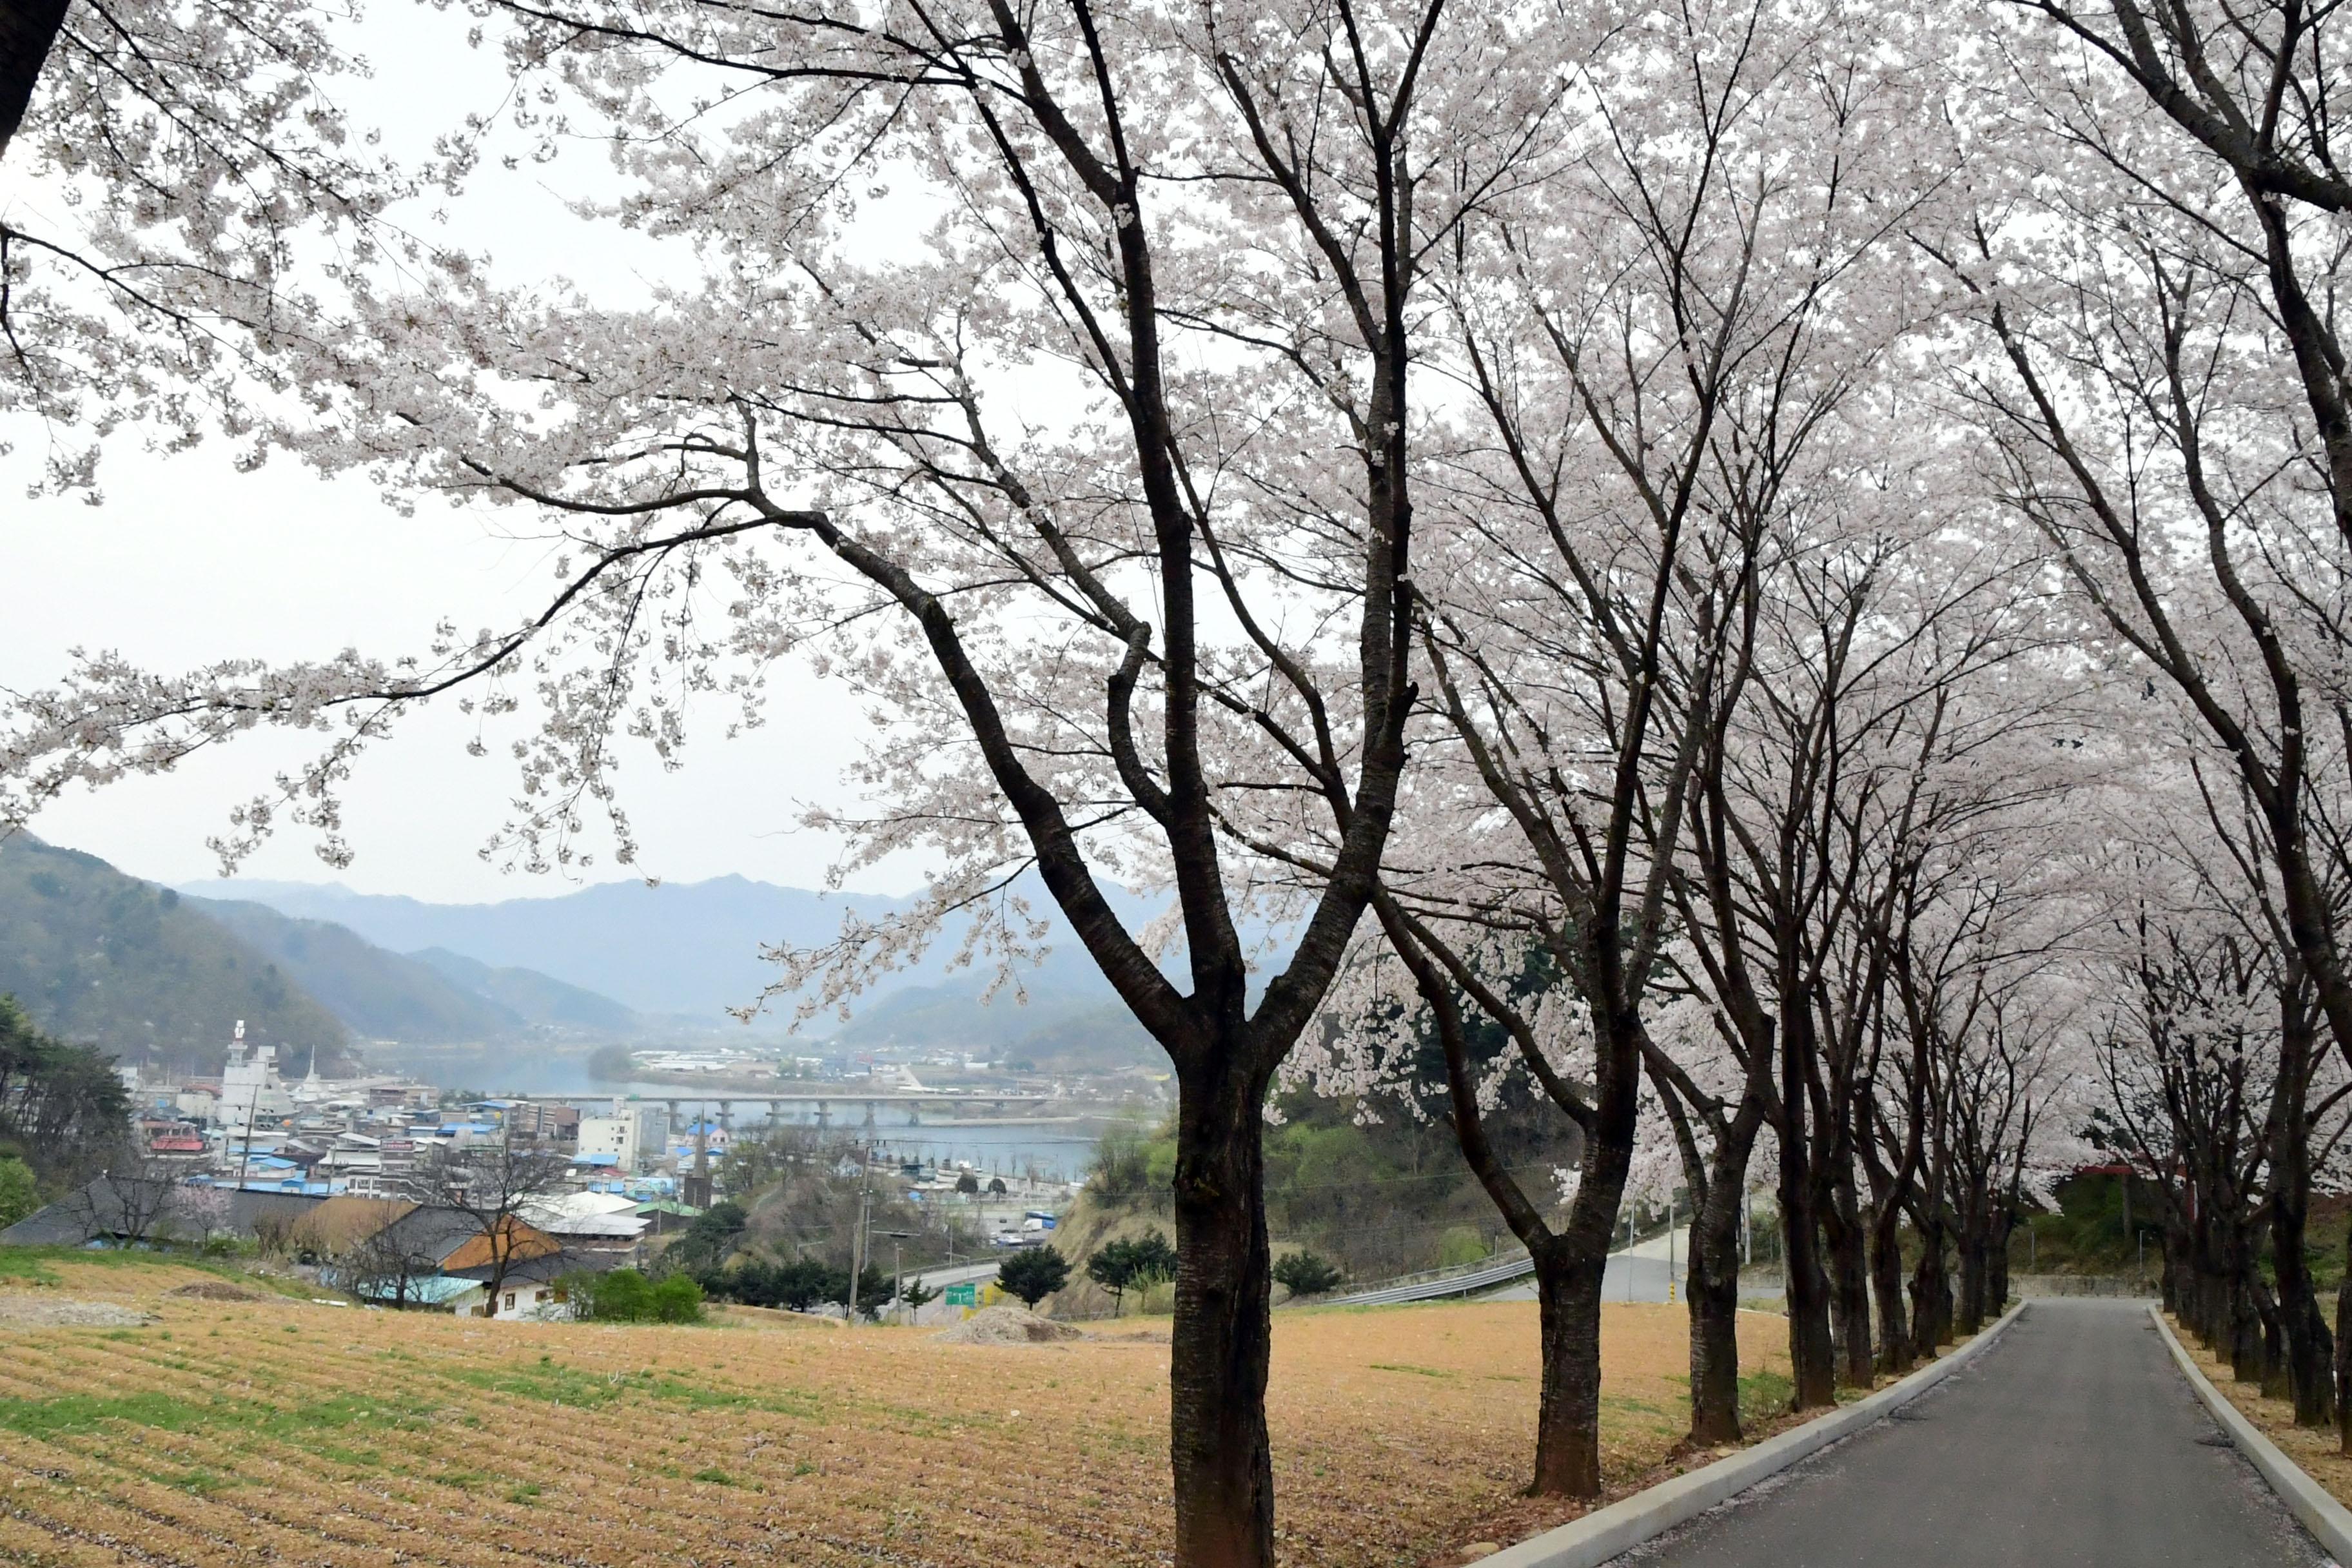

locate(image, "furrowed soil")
[[0, 1255, 1789, 1567]]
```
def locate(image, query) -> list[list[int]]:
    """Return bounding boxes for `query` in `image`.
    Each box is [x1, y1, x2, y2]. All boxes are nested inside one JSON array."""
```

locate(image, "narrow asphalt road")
[[1623, 1300, 2328, 1567], [1484, 1228, 1696, 1304]]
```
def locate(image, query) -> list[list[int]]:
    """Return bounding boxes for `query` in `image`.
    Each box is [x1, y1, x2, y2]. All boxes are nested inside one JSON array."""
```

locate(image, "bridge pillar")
[[861, 1100, 877, 1130]]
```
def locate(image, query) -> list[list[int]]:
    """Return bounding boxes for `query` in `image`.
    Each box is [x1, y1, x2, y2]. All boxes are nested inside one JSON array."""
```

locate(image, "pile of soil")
[[932, 1306, 1085, 1345], [0, 1297, 155, 1328], [166, 1280, 262, 1302]]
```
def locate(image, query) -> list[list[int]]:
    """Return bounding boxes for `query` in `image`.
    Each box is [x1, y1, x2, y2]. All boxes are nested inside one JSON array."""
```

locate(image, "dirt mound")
[[166, 1280, 262, 1302], [0, 1297, 155, 1328], [932, 1306, 1085, 1345]]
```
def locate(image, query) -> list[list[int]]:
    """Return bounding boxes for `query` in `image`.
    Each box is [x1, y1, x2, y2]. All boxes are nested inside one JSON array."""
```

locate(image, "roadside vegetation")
[[1052, 1096, 1578, 1320]]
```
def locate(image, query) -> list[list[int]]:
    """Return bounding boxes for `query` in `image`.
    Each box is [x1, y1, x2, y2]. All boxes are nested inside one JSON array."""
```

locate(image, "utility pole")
[[846, 1158, 872, 1323], [1667, 1190, 1677, 1305], [875, 1230, 916, 1323]]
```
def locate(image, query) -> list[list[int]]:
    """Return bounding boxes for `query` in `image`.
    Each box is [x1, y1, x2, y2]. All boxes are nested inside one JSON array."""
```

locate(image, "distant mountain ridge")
[[184, 897, 642, 1044], [179, 870, 1282, 1068], [3, 836, 1174, 1070], [181, 872, 1135, 1024], [0, 836, 349, 1067], [406, 948, 640, 1033]]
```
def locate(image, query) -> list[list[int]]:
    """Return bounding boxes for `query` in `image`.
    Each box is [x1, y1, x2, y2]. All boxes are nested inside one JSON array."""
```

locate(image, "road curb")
[[1482, 1299, 2032, 1568], [2150, 1305, 2352, 1563]]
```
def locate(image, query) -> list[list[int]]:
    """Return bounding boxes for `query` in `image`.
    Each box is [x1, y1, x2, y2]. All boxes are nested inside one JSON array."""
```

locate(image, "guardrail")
[[1315, 1250, 1536, 1308]]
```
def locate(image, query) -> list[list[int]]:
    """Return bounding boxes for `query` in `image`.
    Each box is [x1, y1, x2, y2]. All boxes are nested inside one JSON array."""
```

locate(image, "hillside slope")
[[406, 947, 640, 1032], [0, 838, 349, 1066], [182, 872, 1210, 1061], [186, 899, 524, 1044], [182, 874, 919, 1019]]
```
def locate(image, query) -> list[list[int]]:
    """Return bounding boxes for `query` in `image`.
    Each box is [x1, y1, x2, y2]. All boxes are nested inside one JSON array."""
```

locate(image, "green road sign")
[[945, 1282, 977, 1307]]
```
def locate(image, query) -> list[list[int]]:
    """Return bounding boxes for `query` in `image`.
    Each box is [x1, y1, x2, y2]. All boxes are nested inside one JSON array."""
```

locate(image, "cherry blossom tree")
[[2083, 758, 2352, 1430], [1301, 0, 1999, 1463], [1949, 3, 2352, 1440], [0, 0, 406, 493], [0, 5, 1575, 1561], [1956, 0, 2352, 1083]]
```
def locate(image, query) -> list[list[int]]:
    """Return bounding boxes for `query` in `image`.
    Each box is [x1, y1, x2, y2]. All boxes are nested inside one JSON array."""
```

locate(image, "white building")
[[576, 1102, 668, 1172], [217, 1022, 291, 1132]]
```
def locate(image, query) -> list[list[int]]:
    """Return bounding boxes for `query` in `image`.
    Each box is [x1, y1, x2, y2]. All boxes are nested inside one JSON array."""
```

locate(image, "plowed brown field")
[[0, 1255, 1790, 1566]]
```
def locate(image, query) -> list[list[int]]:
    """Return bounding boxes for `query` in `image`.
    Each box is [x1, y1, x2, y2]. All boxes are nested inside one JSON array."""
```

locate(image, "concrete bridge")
[[551, 1090, 1057, 1130]]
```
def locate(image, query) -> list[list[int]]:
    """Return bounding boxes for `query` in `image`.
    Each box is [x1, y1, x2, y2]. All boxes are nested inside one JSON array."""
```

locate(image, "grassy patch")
[[0, 1391, 221, 1439], [440, 1359, 634, 1407], [0, 1249, 63, 1284], [1368, 1363, 1453, 1378], [0, 1387, 438, 1442], [1736, 1367, 1794, 1428]]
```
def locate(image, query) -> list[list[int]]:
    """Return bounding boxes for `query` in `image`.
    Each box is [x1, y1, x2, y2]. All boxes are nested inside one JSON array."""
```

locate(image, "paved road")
[[1624, 1300, 2327, 1567], [1482, 1228, 1694, 1305]]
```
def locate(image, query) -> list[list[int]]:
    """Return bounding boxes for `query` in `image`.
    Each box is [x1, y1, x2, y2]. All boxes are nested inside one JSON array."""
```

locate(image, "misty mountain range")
[[183, 870, 1162, 1064], [1, 832, 1182, 1069]]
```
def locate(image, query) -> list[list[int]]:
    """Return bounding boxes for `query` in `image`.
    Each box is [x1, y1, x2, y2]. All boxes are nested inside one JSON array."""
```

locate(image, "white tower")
[[219, 1020, 286, 1134]]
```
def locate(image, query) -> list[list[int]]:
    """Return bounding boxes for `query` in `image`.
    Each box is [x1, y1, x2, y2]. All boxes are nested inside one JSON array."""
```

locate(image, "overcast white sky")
[[0, 5, 926, 905]]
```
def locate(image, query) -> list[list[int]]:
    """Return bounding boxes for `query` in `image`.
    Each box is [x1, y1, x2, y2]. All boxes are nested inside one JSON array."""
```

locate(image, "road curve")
[[1623, 1299, 2328, 1567]]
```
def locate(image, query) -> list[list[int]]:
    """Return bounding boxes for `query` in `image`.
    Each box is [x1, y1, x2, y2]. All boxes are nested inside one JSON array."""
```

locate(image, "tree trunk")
[[1170, 1064, 1276, 1568], [1824, 1169, 1874, 1389], [2284, 1270, 2334, 1428], [1778, 1052, 1836, 1409], [2253, 1278, 2289, 1402], [2162, 1218, 2191, 1318], [2335, 1219, 2352, 1455], [1955, 1230, 1986, 1336], [2229, 1275, 2263, 1386], [1531, 1245, 1608, 1494], [2269, 1003, 2333, 1426], [1684, 1176, 1747, 1446], [1986, 1208, 2014, 1317], [2197, 1260, 2224, 1355], [1909, 1221, 1953, 1359], [1869, 1200, 1911, 1376], [0, 0, 68, 161]]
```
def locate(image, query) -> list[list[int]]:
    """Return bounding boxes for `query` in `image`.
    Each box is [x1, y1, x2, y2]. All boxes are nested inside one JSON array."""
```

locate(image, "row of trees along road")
[[19, 1, 2352, 1561]]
